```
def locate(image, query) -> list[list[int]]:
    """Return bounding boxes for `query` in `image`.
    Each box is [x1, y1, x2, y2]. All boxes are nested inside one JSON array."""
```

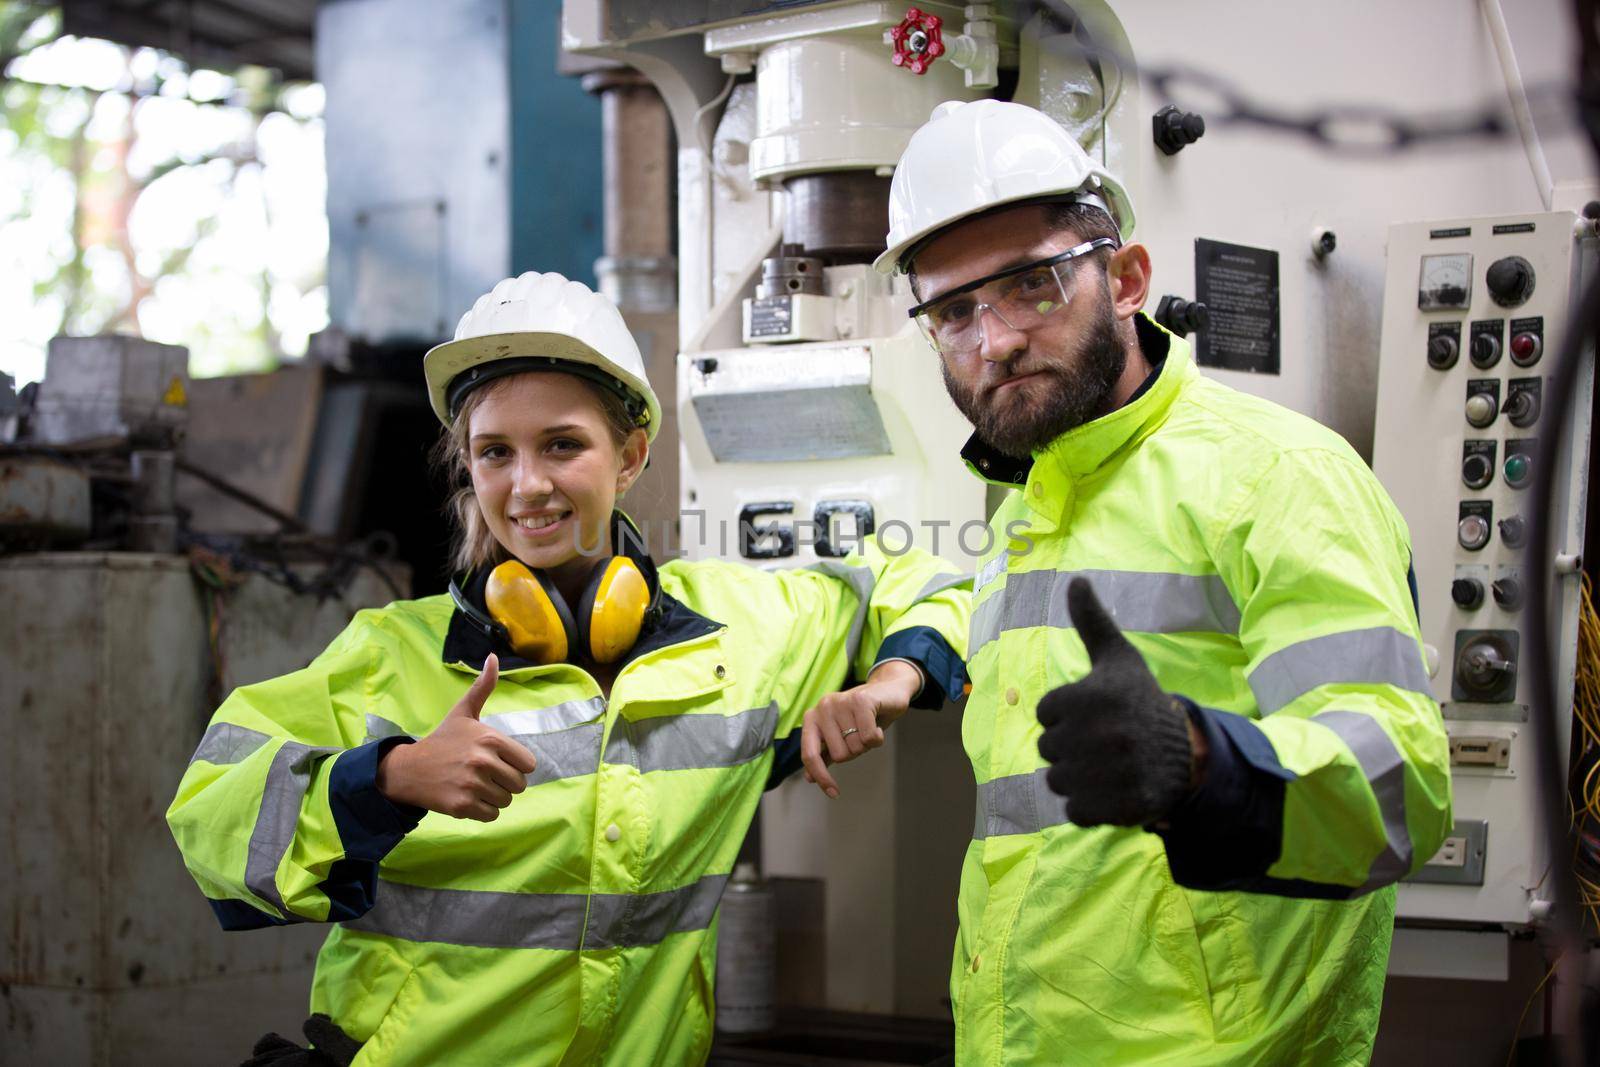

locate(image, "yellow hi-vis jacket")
[[167, 536, 970, 1066], [953, 316, 1451, 1066]]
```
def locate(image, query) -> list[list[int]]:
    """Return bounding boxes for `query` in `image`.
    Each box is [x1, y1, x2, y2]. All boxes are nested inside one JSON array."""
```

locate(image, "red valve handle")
[[889, 6, 945, 75]]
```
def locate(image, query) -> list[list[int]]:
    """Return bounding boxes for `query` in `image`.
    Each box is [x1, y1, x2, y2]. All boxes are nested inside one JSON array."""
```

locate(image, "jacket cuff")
[[874, 626, 968, 710], [1158, 700, 1292, 889], [328, 737, 425, 861]]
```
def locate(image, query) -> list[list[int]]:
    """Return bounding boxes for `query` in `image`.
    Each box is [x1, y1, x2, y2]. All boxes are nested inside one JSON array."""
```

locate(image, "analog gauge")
[[1418, 253, 1474, 311]]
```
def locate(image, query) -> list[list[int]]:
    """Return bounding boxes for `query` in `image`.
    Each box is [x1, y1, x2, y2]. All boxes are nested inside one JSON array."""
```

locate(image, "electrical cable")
[[692, 72, 737, 158], [1481, 0, 1556, 210]]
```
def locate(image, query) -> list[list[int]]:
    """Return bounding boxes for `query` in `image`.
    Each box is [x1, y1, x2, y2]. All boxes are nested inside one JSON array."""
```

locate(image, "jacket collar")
[[441, 511, 722, 673], [961, 313, 1190, 490]]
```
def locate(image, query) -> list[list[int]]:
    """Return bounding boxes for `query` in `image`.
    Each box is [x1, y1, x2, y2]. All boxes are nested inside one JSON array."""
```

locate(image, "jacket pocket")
[[350, 964, 421, 1067]]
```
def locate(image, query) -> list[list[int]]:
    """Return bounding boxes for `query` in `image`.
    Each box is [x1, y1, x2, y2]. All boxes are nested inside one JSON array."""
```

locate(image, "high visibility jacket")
[[954, 316, 1451, 1066], [167, 537, 969, 1066]]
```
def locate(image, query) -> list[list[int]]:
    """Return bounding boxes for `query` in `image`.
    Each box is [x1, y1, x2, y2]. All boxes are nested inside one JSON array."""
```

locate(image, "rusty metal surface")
[[0, 553, 405, 1065], [0, 458, 91, 546]]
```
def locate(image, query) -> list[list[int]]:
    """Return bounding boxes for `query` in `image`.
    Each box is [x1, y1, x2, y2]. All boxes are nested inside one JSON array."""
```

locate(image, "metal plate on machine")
[[1194, 238, 1280, 374], [686, 345, 891, 462]]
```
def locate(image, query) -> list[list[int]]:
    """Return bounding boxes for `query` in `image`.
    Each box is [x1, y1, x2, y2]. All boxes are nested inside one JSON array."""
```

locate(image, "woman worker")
[[166, 272, 970, 1066]]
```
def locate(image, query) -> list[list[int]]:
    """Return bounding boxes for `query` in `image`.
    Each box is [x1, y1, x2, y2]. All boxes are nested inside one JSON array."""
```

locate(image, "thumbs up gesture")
[[1036, 579, 1199, 828], [376, 654, 539, 822]]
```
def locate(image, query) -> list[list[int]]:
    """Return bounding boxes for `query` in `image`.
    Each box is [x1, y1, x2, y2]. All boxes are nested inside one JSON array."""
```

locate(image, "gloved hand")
[[1036, 578, 1196, 827], [241, 1014, 362, 1067]]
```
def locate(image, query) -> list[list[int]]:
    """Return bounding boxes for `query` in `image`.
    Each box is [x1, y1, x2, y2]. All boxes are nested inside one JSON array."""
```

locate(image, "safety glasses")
[[908, 237, 1118, 355]]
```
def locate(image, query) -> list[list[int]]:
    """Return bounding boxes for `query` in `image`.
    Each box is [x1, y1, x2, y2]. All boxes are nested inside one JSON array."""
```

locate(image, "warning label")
[[1194, 238, 1280, 375]]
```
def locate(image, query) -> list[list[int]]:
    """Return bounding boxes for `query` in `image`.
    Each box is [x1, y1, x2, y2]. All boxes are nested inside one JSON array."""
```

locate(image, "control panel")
[[1372, 211, 1595, 926]]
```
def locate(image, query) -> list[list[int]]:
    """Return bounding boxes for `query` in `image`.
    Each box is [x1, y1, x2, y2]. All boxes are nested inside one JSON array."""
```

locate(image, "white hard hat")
[[874, 99, 1136, 275], [423, 271, 660, 439]]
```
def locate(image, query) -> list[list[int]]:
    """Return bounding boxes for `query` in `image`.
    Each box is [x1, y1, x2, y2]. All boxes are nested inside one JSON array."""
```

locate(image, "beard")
[[940, 283, 1128, 460]]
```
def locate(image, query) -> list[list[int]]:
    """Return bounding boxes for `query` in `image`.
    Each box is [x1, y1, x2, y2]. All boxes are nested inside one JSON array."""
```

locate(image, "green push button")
[[1504, 453, 1531, 488]]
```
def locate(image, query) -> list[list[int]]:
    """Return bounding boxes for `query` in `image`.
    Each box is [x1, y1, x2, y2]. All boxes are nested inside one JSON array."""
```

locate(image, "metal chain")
[[1020, 0, 1580, 156]]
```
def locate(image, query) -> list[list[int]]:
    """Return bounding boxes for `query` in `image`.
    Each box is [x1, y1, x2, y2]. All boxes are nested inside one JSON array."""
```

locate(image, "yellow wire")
[[1504, 955, 1562, 1067], [1570, 573, 1600, 933]]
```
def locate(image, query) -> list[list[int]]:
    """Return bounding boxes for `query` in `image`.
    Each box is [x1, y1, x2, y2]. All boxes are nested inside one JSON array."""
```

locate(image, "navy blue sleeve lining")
[[321, 737, 425, 922], [767, 731, 803, 791], [210, 737, 424, 931], [764, 629, 969, 791], [874, 626, 968, 710], [1158, 700, 1354, 900]]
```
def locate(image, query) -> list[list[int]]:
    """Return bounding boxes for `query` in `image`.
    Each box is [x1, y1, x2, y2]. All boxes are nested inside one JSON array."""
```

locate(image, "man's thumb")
[[451, 653, 499, 719], [1066, 578, 1129, 665]]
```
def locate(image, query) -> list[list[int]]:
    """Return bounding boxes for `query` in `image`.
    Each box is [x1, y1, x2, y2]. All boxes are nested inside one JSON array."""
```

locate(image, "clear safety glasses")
[[908, 237, 1119, 355]]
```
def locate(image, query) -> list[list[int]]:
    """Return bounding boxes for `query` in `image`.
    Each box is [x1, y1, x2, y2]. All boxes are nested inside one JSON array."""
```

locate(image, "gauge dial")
[[1419, 253, 1473, 311]]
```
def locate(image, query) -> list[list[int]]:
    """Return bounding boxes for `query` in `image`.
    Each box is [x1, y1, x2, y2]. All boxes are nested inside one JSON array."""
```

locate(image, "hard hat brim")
[[423, 331, 661, 441], [875, 188, 1132, 276]]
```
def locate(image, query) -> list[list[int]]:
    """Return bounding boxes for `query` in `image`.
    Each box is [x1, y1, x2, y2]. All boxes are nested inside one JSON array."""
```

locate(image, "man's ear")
[[1106, 242, 1152, 322]]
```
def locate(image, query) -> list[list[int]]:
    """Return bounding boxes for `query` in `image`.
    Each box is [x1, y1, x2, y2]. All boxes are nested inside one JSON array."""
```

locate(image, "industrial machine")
[[1373, 211, 1598, 931], [0, 335, 410, 1064], [562, 0, 1597, 1029]]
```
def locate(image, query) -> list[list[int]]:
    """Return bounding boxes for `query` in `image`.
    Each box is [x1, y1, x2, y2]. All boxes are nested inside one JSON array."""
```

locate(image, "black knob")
[[1462, 453, 1494, 489], [1451, 578, 1485, 610], [1470, 332, 1502, 369], [1486, 255, 1535, 307], [1153, 105, 1207, 155], [1154, 294, 1209, 338], [1498, 516, 1527, 548], [1492, 577, 1525, 611], [1504, 389, 1539, 427], [1427, 334, 1459, 370]]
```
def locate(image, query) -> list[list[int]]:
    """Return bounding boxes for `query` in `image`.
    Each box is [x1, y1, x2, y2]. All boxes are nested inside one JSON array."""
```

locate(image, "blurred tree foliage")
[[0, 1, 327, 382]]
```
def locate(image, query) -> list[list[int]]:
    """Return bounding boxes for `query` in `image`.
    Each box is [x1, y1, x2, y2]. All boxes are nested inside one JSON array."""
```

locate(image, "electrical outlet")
[[1406, 819, 1487, 885], [1429, 835, 1468, 867]]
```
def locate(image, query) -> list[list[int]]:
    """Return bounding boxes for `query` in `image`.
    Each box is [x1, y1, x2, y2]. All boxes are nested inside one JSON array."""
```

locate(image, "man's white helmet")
[[423, 271, 660, 439], [874, 99, 1136, 275]]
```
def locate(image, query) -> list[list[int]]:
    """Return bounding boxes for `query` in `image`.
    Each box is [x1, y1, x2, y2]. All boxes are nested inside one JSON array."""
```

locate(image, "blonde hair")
[[431, 371, 641, 574]]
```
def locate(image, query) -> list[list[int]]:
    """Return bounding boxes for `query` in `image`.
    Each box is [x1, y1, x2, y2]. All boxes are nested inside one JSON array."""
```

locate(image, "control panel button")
[[1497, 515, 1527, 549], [1510, 331, 1542, 365], [1503, 452, 1532, 489], [1486, 255, 1535, 307], [1453, 630, 1518, 703], [1462, 452, 1494, 490], [1492, 576, 1525, 611], [1427, 334, 1459, 369], [1469, 332, 1501, 368], [1504, 386, 1540, 428], [1457, 513, 1491, 551], [1452, 577, 1485, 610], [1464, 392, 1496, 427]]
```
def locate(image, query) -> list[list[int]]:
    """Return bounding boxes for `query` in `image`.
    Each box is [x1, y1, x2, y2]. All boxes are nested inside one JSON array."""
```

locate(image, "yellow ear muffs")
[[574, 557, 650, 665], [484, 559, 578, 664]]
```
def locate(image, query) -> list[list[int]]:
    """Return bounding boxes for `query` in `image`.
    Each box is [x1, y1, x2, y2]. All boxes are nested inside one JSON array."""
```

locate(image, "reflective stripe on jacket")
[[167, 539, 969, 1066], [954, 316, 1451, 1066]]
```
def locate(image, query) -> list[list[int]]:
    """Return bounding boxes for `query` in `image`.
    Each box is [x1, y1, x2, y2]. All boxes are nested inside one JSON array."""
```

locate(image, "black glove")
[[241, 1014, 362, 1067], [1036, 578, 1195, 827]]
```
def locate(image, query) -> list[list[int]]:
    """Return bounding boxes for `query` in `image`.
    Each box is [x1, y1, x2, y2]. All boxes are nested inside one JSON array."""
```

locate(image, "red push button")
[[1510, 332, 1542, 365]]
